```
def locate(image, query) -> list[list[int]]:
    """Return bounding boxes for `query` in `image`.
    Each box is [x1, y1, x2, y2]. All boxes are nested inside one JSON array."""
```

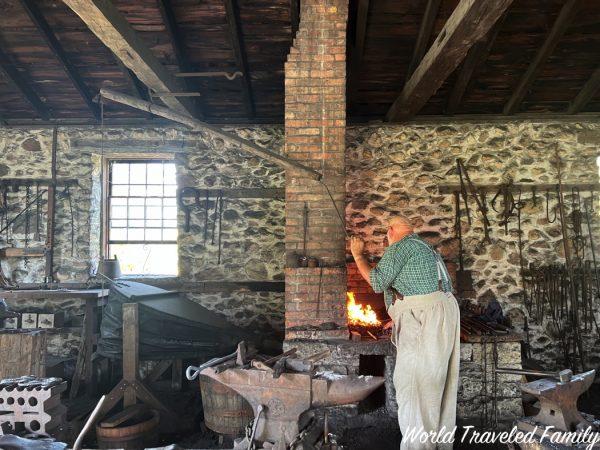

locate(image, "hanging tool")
[[24, 184, 31, 250], [457, 159, 471, 224], [491, 180, 517, 235], [211, 191, 221, 244], [217, 196, 225, 265], [177, 187, 198, 233], [303, 201, 309, 257], [60, 186, 75, 256], [0, 188, 47, 237], [545, 188, 557, 223], [456, 159, 491, 244], [569, 187, 585, 259], [454, 192, 473, 296], [203, 190, 209, 243], [34, 182, 41, 241]]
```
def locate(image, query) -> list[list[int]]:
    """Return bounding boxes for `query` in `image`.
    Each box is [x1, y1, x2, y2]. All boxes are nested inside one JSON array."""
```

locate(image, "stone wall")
[[0, 126, 286, 351], [346, 120, 600, 370], [1, 119, 599, 362]]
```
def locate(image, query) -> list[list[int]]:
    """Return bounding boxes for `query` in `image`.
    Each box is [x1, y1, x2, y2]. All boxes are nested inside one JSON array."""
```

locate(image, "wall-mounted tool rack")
[[438, 182, 600, 194]]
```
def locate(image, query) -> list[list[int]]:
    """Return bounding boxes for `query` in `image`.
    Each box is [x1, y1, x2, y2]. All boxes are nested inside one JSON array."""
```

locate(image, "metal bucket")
[[96, 409, 159, 450], [199, 374, 253, 436]]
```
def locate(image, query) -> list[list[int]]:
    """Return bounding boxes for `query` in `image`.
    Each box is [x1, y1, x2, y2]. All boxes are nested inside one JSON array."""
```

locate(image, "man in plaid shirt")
[[351, 216, 460, 450]]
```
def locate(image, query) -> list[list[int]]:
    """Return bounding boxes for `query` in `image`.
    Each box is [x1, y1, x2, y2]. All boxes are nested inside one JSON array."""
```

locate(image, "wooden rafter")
[[0, 45, 50, 121], [19, 0, 100, 120], [445, 15, 505, 115], [386, 0, 514, 122], [62, 0, 196, 118], [503, 0, 582, 115], [224, 0, 255, 118], [567, 67, 600, 114], [406, 0, 441, 80], [348, 0, 369, 107], [99, 88, 322, 181], [157, 0, 204, 118]]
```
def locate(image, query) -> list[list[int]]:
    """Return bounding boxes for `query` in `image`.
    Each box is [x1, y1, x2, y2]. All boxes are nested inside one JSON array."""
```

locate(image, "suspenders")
[[411, 239, 451, 292]]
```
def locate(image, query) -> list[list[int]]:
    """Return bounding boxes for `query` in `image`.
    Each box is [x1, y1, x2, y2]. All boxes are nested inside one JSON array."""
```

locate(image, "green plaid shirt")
[[369, 233, 453, 307]]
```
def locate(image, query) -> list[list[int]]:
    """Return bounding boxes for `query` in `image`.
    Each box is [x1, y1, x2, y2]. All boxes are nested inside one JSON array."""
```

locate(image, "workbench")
[[0, 288, 109, 398]]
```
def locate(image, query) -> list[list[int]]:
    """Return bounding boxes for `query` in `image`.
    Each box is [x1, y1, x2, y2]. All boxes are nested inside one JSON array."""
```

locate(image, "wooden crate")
[[0, 330, 46, 378]]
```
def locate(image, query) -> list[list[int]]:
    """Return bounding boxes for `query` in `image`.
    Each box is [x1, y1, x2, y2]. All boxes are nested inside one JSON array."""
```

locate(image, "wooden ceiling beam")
[[157, 0, 204, 118], [386, 0, 514, 122], [20, 0, 100, 120], [224, 0, 255, 118], [445, 15, 505, 115], [503, 0, 582, 115], [0, 46, 50, 121], [567, 67, 600, 114], [406, 0, 441, 80], [62, 0, 196, 118]]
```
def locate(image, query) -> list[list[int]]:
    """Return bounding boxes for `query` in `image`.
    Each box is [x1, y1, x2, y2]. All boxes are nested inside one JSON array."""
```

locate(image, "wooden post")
[[122, 303, 139, 407], [44, 127, 58, 282]]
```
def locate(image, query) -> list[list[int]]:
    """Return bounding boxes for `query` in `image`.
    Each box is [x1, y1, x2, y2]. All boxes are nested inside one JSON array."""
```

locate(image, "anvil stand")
[[94, 303, 175, 424]]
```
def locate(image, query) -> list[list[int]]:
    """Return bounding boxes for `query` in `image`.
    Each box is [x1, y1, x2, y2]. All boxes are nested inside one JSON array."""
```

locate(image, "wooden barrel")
[[199, 375, 253, 436], [96, 409, 160, 450]]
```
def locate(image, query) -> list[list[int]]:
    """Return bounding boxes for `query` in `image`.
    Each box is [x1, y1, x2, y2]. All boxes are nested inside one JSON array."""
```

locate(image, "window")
[[106, 160, 178, 276]]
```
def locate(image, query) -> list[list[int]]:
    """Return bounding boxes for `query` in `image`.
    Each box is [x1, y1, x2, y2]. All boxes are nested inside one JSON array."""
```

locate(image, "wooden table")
[[0, 288, 109, 398]]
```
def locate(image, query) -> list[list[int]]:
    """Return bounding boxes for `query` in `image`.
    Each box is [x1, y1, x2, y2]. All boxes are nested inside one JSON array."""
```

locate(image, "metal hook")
[[546, 189, 557, 224]]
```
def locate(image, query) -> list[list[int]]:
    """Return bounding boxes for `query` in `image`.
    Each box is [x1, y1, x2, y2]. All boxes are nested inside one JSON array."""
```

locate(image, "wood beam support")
[[0, 46, 50, 120], [99, 88, 322, 181], [406, 0, 441, 80], [224, 0, 255, 118], [157, 0, 204, 118], [386, 0, 514, 122], [567, 67, 600, 114], [62, 0, 196, 118], [503, 0, 582, 115], [445, 15, 505, 115], [20, 0, 100, 120]]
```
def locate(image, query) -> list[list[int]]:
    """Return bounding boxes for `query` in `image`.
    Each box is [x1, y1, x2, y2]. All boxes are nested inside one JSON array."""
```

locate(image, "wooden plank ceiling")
[[0, 0, 597, 124]]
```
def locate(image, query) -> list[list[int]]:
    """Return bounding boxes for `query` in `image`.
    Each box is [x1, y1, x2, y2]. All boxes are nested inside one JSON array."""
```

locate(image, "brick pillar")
[[284, 0, 349, 340]]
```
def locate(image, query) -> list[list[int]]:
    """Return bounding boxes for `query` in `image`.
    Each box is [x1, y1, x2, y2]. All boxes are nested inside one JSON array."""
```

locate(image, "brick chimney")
[[284, 0, 349, 340]]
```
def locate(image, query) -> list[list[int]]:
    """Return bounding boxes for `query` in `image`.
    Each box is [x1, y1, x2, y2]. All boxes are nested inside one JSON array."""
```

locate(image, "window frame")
[[102, 154, 177, 261]]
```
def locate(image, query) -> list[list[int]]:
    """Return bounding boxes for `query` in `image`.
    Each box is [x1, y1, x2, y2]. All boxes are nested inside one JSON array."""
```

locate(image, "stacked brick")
[[284, 0, 349, 339]]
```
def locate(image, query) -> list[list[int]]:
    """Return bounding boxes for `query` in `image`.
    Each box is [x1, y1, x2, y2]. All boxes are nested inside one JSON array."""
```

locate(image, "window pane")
[[129, 164, 146, 184], [129, 206, 144, 219], [112, 184, 129, 196], [164, 185, 177, 197], [163, 228, 178, 240], [128, 228, 144, 240], [164, 164, 176, 184], [110, 219, 127, 228], [164, 197, 176, 207], [129, 197, 145, 206], [147, 185, 163, 196], [164, 206, 177, 220], [111, 205, 127, 219], [146, 206, 162, 219], [108, 243, 178, 276], [147, 164, 164, 184], [164, 219, 177, 229], [130, 185, 146, 197], [111, 197, 128, 206], [128, 219, 144, 229], [145, 228, 162, 241], [110, 228, 127, 241], [145, 219, 162, 228], [112, 163, 129, 184]]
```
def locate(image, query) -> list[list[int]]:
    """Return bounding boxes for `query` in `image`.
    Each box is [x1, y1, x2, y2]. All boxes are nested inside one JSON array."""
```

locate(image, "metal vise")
[[520, 369, 596, 432], [200, 367, 384, 447]]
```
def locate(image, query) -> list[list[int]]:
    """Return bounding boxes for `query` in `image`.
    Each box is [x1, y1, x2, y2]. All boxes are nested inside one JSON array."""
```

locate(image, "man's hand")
[[350, 236, 365, 259]]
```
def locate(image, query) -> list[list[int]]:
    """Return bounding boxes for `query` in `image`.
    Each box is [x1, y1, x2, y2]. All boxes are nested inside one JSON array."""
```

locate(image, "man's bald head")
[[387, 215, 414, 244]]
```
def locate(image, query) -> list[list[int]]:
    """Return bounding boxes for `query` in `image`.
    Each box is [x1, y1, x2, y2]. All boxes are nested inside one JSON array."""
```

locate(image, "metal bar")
[[45, 127, 58, 282], [439, 182, 600, 194], [99, 88, 322, 181]]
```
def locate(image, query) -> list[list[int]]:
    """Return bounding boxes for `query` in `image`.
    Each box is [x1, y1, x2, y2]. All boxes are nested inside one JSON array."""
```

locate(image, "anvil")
[[200, 367, 384, 445]]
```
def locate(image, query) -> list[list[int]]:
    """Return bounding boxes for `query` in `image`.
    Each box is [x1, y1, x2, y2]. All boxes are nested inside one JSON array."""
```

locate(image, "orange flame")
[[347, 292, 381, 326]]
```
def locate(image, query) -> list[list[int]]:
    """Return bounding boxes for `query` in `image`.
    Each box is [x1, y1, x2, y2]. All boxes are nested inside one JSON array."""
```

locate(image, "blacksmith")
[[350, 216, 460, 450]]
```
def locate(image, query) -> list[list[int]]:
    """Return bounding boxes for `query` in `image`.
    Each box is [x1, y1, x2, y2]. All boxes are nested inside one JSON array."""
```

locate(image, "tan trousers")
[[388, 291, 461, 450]]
